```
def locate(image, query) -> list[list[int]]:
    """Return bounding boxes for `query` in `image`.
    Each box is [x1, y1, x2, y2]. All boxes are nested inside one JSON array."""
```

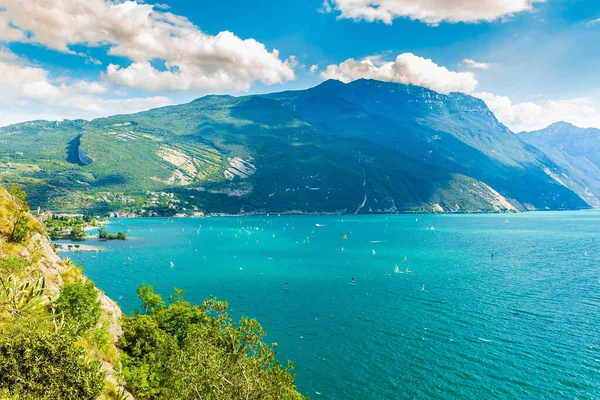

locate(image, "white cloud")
[[463, 58, 492, 70], [309, 64, 319, 74], [321, 53, 478, 94], [0, 0, 295, 92], [474, 92, 600, 132], [0, 50, 172, 127], [321, 50, 600, 132], [586, 18, 600, 26], [323, 0, 546, 25], [0, 13, 23, 40], [0, 96, 173, 127]]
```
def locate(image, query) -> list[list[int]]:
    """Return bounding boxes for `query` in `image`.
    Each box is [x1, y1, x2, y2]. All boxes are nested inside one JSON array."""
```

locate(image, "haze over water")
[[72, 212, 600, 399]]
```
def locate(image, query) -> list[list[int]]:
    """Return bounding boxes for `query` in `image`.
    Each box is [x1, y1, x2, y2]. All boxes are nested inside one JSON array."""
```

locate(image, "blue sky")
[[1, 0, 600, 131]]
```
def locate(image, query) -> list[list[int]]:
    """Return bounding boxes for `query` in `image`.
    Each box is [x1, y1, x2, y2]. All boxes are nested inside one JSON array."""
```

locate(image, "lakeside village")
[[94, 191, 205, 218], [36, 191, 204, 253], [36, 212, 127, 253]]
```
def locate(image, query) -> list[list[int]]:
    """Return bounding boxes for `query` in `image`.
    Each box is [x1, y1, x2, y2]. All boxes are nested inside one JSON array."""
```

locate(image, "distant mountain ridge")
[[520, 121, 600, 207], [0, 79, 589, 214]]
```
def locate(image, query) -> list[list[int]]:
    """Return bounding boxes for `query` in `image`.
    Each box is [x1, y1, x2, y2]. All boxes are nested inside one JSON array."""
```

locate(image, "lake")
[[70, 212, 600, 399]]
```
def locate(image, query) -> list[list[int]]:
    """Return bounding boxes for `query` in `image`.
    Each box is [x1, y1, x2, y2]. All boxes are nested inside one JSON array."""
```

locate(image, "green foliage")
[[120, 285, 305, 399], [0, 275, 55, 319], [98, 226, 127, 240], [0, 329, 104, 400], [9, 215, 32, 244], [0, 256, 29, 275], [69, 225, 86, 240], [2, 185, 35, 244], [55, 279, 101, 334], [87, 322, 117, 363], [98, 226, 108, 239], [9, 185, 29, 212], [0, 185, 119, 399], [136, 282, 165, 315], [45, 214, 100, 240]]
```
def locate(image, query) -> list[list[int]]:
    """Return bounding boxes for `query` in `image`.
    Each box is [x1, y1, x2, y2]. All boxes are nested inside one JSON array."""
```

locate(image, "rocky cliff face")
[[34, 232, 128, 397], [78, 147, 94, 166], [0, 185, 132, 399]]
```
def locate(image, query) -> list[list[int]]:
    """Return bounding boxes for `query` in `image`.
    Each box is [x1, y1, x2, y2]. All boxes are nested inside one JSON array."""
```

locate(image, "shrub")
[[8, 216, 33, 244], [120, 285, 305, 399], [0, 330, 104, 400], [55, 280, 101, 334], [0, 256, 29, 275], [5, 185, 34, 244]]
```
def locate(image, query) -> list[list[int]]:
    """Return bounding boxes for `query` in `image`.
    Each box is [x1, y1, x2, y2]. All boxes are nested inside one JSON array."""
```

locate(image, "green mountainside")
[[265, 80, 585, 211], [0, 80, 588, 215]]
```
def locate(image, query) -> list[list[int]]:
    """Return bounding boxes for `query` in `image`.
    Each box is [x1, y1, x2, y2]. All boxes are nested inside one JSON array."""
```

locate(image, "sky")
[[1, 0, 599, 132]]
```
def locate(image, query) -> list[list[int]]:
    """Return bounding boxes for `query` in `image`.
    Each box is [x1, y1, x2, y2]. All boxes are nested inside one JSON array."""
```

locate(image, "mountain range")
[[520, 122, 600, 207], [0, 79, 593, 215]]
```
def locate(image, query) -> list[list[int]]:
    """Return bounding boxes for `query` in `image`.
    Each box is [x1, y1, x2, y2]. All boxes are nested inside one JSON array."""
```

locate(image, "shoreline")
[[45, 206, 596, 221], [109, 209, 520, 219], [54, 243, 102, 253], [102, 208, 596, 219]]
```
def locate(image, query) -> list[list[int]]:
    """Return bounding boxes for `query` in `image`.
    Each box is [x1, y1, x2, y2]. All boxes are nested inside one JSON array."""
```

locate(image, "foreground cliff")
[[0, 184, 304, 399], [0, 184, 130, 399]]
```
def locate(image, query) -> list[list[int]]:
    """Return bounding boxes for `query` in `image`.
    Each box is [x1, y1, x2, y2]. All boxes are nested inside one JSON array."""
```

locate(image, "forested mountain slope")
[[0, 80, 587, 214]]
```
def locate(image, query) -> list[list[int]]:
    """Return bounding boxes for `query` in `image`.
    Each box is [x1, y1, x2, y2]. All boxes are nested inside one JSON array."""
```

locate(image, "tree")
[[69, 226, 86, 240], [0, 330, 104, 399], [9, 185, 29, 212], [97, 226, 108, 239], [120, 285, 305, 399], [55, 279, 101, 334], [136, 282, 165, 315]]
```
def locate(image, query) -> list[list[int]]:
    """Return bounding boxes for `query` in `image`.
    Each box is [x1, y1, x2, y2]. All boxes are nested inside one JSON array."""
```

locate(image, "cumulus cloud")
[[309, 64, 319, 74], [463, 58, 492, 70], [321, 53, 478, 94], [0, 50, 172, 127], [0, 0, 295, 92], [323, 0, 546, 25], [475, 92, 600, 132], [320, 51, 600, 132], [0, 13, 23, 41]]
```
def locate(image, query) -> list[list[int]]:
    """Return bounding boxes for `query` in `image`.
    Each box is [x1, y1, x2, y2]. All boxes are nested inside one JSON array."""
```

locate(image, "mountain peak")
[[547, 121, 577, 129], [313, 78, 348, 90]]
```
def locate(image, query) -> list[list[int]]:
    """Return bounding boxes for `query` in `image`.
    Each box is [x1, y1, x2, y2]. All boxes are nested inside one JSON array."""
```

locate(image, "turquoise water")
[[70, 212, 600, 399]]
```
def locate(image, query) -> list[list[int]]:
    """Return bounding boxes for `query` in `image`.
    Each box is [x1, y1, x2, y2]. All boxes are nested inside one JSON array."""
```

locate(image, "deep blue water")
[[68, 212, 600, 399]]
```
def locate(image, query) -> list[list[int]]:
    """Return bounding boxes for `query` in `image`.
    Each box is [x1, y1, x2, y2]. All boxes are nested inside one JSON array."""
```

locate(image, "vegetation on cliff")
[[119, 284, 305, 399], [0, 185, 304, 399], [0, 185, 117, 399]]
